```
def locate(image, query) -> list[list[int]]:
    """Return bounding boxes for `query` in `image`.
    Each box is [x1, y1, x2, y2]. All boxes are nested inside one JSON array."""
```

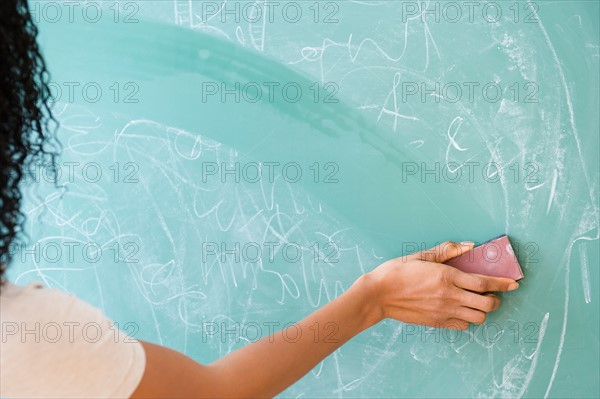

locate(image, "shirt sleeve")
[[0, 281, 146, 399]]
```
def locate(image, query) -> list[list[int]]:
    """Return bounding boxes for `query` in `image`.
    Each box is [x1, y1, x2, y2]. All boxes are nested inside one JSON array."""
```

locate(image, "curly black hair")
[[1, 0, 59, 288]]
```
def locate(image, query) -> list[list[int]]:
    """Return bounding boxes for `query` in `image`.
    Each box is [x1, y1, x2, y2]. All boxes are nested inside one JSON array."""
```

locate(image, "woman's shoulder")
[[0, 280, 83, 319], [0, 280, 67, 298], [0, 280, 146, 398], [1, 279, 45, 294]]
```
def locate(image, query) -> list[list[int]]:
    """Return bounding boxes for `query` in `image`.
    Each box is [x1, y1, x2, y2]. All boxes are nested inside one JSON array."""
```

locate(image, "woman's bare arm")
[[132, 278, 376, 398], [130, 241, 519, 398]]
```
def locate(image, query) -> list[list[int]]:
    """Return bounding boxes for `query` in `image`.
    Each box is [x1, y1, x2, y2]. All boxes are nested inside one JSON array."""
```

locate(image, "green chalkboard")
[[9, 1, 599, 397]]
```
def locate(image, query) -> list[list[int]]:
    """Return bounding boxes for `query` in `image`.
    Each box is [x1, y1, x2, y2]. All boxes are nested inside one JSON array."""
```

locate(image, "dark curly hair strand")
[[1, 0, 59, 288]]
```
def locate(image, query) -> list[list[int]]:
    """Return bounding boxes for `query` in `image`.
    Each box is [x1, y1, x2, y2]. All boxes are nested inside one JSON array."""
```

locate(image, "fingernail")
[[508, 282, 519, 291], [460, 241, 474, 247]]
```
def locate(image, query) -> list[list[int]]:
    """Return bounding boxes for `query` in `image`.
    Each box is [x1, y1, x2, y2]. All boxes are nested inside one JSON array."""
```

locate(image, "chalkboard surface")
[[9, 1, 599, 397]]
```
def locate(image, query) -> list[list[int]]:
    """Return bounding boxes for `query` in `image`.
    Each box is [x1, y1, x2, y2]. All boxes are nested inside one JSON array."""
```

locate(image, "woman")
[[0, 1, 519, 398]]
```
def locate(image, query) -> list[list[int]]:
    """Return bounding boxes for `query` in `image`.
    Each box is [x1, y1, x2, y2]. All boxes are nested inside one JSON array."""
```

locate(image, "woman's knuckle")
[[475, 312, 487, 324], [438, 286, 451, 300], [440, 268, 454, 285], [482, 297, 495, 311], [474, 278, 486, 292], [494, 297, 502, 309], [446, 240, 461, 249], [434, 297, 447, 311]]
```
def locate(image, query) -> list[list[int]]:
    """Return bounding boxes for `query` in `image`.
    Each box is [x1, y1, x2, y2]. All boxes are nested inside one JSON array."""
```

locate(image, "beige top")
[[0, 281, 146, 398]]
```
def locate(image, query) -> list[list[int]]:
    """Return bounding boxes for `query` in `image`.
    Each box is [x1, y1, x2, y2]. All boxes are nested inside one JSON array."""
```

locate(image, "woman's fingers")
[[453, 306, 488, 325], [457, 291, 501, 312], [440, 319, 470, 330], [409, 240, 474, 263], [450, 268, 519, 293]]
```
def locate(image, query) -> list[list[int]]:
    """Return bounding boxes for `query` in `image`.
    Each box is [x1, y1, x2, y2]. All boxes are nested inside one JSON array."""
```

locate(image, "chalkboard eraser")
[[445, 235, 524, 281]]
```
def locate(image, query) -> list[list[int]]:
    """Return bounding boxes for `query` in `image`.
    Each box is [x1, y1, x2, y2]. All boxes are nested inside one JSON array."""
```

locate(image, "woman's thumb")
[[414, 240, 474, 263]]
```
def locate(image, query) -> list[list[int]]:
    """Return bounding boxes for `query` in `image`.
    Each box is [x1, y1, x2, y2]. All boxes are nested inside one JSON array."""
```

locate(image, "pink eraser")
[[445, 235, 524, 280]]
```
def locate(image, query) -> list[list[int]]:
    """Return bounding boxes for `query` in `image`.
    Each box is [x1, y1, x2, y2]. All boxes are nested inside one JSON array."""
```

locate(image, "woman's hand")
[[358, 241, 520, 330]]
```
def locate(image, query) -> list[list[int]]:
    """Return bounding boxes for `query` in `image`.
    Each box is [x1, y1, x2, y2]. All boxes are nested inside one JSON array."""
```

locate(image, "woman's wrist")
[[349, 272, 385, 330]]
